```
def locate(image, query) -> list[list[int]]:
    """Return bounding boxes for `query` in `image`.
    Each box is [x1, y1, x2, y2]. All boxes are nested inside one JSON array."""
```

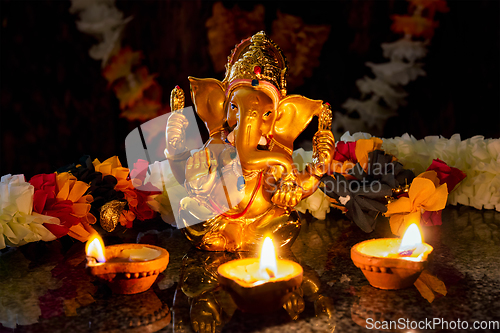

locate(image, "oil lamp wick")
[[265, 267, 275, 278], [86, 256, 98, 264]]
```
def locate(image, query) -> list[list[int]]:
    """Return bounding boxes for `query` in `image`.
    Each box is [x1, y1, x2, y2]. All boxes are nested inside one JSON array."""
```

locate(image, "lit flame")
[[259, 237, 278, 279], [399, 223, 422, 251], [86, 234, 106, 263]]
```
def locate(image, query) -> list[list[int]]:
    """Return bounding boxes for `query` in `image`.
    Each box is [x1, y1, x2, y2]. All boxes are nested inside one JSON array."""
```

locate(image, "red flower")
[[30, 173, 57, 192], [426, 159, 466, 193], [29, 173, 96, 241], [30, 174, 76, 238], [333, 141, 357, 163], [129, 189, 157, 222], [30, 174, 57, 214]]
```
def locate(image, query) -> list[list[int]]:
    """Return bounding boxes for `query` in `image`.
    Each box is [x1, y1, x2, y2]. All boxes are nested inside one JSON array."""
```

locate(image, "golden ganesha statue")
[[165, 31, 334, 252]]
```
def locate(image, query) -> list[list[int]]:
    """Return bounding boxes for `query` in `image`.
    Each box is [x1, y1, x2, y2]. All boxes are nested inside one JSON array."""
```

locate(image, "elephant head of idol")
[[188, 31, 325, 176]]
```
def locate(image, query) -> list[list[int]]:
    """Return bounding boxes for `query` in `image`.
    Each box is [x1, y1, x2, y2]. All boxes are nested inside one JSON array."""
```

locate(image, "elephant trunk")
[[234, 121, 293, 174]]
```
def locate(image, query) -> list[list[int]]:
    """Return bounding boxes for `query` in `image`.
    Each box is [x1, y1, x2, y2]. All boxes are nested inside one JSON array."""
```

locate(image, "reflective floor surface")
[[1, 205, 499, 332]]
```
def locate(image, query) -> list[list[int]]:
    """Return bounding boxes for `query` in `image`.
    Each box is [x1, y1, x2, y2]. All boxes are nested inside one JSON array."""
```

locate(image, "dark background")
[[1, 0, 499, 178]]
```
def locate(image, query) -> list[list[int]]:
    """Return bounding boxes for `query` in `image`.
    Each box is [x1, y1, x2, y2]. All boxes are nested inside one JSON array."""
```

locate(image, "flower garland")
[[4, 131, 496, 248], [69, 0, 449, 128], [1, 156, 160, 250], [294, 131, 471, 235], [69, 0, 166, 121], [30, 172, 96, 242], [343, 131, 500, 211], [332, 0, 449, 138], [297, 131, 499, 234], [0, 175, 60, 249]]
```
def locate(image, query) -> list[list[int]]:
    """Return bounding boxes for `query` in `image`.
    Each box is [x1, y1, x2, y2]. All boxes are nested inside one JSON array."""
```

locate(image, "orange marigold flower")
[[92, 156, 134, 193], [54, 172, 97, 242], [355, 137, 384, 171], [113, 66, 157, 109], [391, 15, 439, 39], [102, 47, 142, 85]]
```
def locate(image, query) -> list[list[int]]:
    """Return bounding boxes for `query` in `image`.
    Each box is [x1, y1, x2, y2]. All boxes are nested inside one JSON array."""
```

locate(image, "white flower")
[[0, 175, 59, 249], [292, 148, 331, 219], [381, 38, 428, 63], [142, 160, 179, 191], [339, 131, 372, 142], [332, 112, 372, 141], [342, 97, 397, 129], [70, 0, 132, 65], [76, 4, 125, 35], [381, 134, 500, 211], [487, 138, 500, 158], [382, 133, 431, 175], [356, 76, 408, 109], [88, 26, 124, 63], [292, 148, 313, 172], [366, 61, 426, 86], [295, 189, 331, 220]]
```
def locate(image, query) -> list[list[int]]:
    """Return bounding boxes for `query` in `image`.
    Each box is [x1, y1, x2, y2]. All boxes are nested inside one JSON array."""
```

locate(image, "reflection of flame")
[[259, 237, 278, 279], [399, 223, 422, 251], [86, 234, 106, 263]]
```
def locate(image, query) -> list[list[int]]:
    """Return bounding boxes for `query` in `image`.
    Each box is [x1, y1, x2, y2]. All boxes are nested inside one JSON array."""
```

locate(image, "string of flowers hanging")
[[69, 0, 166, 121], [332, 0, 450, 138]]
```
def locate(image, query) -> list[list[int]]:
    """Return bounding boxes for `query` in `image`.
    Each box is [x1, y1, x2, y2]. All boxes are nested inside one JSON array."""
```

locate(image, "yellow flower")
[[355, 137, 384, 171], [329, 160, 356, 179], [55, 172, 96, 242], [92, 156, 149, 220], [384, 171, 448, 236], [92, 156, 134, 193], [329, 137, 384, 177]]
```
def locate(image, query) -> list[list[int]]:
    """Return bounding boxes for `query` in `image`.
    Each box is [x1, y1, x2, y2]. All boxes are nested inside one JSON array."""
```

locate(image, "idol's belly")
[[210, 171, 275, 218]]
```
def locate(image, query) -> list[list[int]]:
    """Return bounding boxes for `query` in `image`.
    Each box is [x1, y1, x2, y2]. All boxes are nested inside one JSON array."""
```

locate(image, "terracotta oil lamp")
[[218, 237, 303, 313], [351, 223, 433, 290], [85, 235, 169, 294]]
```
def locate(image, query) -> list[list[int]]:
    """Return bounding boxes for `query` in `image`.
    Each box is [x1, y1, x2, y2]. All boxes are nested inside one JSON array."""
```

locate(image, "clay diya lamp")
[[218, 237, 303, 313], [86, 234, 169, 294], [351, 224, 433, 290]]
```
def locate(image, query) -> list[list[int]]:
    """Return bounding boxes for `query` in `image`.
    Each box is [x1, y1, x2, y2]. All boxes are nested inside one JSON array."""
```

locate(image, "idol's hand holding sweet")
[[272, 172, 303, 208]]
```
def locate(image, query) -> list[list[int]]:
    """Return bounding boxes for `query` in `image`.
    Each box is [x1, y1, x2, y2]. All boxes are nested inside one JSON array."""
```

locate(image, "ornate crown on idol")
[[223, 31, 288, 97]]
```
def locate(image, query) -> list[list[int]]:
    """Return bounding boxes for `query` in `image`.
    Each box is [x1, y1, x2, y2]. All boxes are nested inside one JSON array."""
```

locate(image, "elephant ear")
[[273, 95, 323, 151], [188, 77, 226, 135]]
